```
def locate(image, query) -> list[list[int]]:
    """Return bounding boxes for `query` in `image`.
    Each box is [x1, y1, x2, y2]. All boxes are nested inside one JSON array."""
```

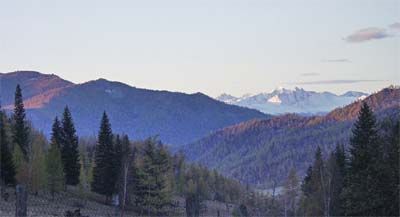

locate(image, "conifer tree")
[[114, 134, 122, 180], [299, 166, 313, 216], [133, 139, 158, 211], [301, 147, 326, 216], [379, 119, 399, 216], [155, 143, 172, 206], [12, 84, 30, 159], [51, 117, 63, 149], [327, 144, 346, 216], [0, 108, 16, 186], [61, 106, 80, 186], [135, 138, 171, 215], [92, 112, 116, 200], [348, 102, 385, 215]]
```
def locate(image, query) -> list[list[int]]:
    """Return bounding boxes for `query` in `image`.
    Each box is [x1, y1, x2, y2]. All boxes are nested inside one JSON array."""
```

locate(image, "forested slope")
[[183, 87, 400, 187]]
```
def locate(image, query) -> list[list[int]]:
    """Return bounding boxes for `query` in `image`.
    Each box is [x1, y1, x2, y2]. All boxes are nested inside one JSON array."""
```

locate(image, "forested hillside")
[[182, 86, 400, 187], [0, 71, 268, 146]]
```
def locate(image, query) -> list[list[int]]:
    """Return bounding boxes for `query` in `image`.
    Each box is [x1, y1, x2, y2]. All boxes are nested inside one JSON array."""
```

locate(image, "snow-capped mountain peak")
[[267, 95, 282, 104], [216, 88, 369, 115]]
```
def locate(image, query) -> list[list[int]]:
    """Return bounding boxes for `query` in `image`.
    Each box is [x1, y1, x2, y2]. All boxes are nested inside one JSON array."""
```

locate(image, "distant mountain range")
[[216, 87, 368, 115], [183, 87, 399, 187], [0, 71, 268, 146]]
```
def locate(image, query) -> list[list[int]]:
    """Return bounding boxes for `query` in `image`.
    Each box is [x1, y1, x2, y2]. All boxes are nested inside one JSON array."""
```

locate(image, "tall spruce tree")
[[327, 144, 346, 216], [114, 134, 122, 180], [12, 84, 29, 159], [0, 108, 16, 185], [91, 112, 116, 200], [299, 166, 313, 216], [300, 147, 326, 216], [309, 147, 325, 216], [348, 102, 385, 215], [61, 106, 80, 186], [47, 118, 65, 199], [51, 117, 63, 149], [136, 137, 171, 214], [379, 119, 400, 216]]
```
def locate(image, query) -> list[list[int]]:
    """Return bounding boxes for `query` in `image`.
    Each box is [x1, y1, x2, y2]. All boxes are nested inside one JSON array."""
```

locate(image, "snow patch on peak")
[[358, 95, 367, 101], [267, 95, 282, 104]]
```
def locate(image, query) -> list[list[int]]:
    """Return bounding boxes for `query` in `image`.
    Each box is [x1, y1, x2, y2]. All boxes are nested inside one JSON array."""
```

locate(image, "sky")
[[0, 0, 399, 97]]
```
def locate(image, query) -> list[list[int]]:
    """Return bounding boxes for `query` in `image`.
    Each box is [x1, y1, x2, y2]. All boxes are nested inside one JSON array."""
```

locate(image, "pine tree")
[[348, 102, 385, 215], [327, 144, 346, 216], [379, 119, 400, 216], [301, 147, 326, 216], [0, 108, 16, 186], [61, 106, 80, 186], [134, 137, 172, 215], [51, 117, 63, 149], [12, 84, 30, 159], [299, 166, 313, 216], [114, 134, 123, 182], [47, 137, 65, 199], [154, 143, 172, 208], [137, 138, 158, 212], [91, 112, 116, 200]]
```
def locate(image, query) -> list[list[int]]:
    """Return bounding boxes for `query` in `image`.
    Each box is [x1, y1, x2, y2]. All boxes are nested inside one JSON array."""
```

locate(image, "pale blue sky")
[[1, 0, 399, 97]]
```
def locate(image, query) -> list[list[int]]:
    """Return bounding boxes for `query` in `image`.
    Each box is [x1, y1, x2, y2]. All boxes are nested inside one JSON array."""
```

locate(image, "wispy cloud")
[[300, 73, 320, 77], [344, 27, 389, 43], [389, 22, 400, 31], [322, 59, 351, 63], [287, 79, 385, 85]]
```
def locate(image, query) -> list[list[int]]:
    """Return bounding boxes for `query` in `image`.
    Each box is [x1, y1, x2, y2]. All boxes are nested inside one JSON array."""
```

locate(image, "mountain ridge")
[[0, 71, 268, 146]]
